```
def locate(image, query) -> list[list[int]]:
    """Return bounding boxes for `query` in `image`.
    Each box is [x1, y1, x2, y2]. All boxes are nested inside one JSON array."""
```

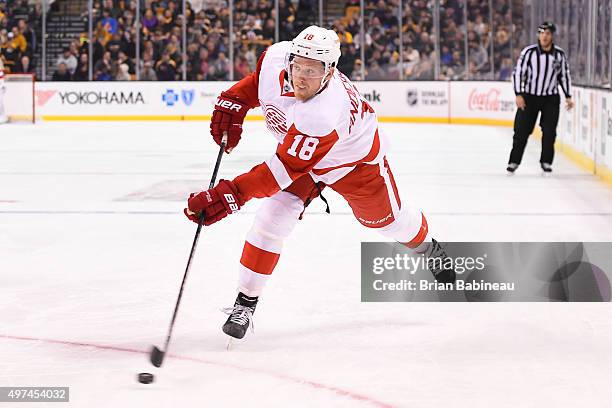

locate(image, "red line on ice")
[[0, 334, 396, 408]]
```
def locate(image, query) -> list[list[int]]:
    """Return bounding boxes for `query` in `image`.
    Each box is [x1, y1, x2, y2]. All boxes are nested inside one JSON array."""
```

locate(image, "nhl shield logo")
[[181, 89, 195, 106], [406, 89, 418, 106]]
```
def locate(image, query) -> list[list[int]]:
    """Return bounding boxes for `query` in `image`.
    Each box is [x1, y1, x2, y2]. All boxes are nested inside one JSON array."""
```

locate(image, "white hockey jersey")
[[232, 41, 388, 201]]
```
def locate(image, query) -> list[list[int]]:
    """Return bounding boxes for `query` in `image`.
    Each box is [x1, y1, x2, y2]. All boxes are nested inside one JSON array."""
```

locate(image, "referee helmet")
[[538, 21, 557, 34]]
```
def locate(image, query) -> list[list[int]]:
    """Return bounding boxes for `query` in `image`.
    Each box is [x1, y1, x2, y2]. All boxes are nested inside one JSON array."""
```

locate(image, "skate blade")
[[506, 171, 515, 177], [541, 172, 552, 178], [226, 337, 234, 351]]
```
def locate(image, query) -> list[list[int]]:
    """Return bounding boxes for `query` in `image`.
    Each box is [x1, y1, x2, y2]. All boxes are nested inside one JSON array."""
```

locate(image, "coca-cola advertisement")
[[450, 82, 516, 122], [468, 88, 515, 112]]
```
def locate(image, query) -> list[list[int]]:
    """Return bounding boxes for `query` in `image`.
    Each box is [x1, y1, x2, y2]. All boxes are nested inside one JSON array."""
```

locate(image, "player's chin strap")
[[314, 62, 335, 95], [314, 72, 333, 96], [316, 64, 333, 93]]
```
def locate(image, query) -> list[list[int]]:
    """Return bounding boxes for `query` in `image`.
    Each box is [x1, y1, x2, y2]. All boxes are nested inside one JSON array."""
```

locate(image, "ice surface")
[[1, 122, 611, 407]]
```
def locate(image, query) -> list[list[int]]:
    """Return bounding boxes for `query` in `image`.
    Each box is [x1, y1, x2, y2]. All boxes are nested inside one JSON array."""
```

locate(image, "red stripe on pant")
[[383, 157, 401, 209], [402, 214, 428, 249], [240, 241, 280, 275]]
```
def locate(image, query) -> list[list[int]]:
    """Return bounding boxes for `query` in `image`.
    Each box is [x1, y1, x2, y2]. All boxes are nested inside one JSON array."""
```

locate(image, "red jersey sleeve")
[[233, 124, 339, 201], [223, 49, 267, 109]]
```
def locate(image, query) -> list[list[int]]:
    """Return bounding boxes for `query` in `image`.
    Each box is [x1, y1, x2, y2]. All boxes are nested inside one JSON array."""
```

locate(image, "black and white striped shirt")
[[513, 43, 572, 98]]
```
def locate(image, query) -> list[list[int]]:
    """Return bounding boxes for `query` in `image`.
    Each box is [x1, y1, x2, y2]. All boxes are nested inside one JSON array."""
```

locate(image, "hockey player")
[[0, 59, 7, 124], [185, 26, 455, 340]]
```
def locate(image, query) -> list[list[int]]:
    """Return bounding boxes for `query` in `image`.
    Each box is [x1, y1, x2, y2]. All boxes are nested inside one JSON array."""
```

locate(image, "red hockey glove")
[[184, 180, 245, 226], [211, 91, 249, 153]]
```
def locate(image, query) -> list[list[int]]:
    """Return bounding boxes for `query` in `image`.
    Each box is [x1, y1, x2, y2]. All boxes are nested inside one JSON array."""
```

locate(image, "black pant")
[[508, 94, 560, 165]]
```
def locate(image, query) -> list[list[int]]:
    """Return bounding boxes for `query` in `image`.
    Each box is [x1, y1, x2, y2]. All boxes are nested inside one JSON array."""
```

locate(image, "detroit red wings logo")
[[262, 101, 287, 136]]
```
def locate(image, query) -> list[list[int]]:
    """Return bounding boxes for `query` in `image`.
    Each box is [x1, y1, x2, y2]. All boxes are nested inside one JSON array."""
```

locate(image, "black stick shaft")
[[159, 135, 227, 357]]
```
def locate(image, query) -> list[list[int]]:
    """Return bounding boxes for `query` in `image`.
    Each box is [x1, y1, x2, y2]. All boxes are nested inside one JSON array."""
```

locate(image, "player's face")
[[290, 56, 331, 101], [538, 30, 553, 48]]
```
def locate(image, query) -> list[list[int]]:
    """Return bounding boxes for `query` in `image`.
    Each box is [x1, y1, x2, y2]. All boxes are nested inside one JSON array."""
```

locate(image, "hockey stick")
[[150, 133, 228, 368]]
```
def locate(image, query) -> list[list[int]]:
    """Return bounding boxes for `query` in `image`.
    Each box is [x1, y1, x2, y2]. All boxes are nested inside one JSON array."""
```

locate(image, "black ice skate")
[[506, 163, 519, 174], [222, 292, 258, 340], [541, 162, 553, 173], [426, 239, 457, 284]]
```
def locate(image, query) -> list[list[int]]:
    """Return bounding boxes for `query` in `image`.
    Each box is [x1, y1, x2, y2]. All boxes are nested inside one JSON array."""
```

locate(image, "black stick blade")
[[150, 346, 165, 367]]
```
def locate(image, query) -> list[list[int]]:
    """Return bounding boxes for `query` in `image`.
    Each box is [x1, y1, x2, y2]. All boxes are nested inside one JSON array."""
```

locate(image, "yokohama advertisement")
[[35, 81, 263, 118], [450, 81, 516, 123]]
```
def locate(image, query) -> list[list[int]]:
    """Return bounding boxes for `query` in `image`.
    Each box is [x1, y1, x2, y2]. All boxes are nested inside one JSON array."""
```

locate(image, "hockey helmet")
[[286, 25, 341, 93], [538, 21, 556, 34]]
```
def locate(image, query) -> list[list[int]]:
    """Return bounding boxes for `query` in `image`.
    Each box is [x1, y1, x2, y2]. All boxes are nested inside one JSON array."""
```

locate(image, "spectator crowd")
[[0, 0, 41, 75], [335, 0, 520, 81], [0, 0, 523, 82]]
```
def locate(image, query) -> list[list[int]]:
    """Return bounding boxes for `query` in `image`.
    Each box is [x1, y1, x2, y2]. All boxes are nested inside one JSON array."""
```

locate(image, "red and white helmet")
[[287, 25, 341, 92]]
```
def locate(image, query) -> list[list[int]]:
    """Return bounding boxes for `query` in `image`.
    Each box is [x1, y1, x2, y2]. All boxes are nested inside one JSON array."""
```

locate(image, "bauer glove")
[[210, 92, 249, 153], [184, 180, 245, 226]]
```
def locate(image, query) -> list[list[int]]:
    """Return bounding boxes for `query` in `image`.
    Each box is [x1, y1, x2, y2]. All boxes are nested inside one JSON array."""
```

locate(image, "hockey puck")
[[137, 372, 154, 384]]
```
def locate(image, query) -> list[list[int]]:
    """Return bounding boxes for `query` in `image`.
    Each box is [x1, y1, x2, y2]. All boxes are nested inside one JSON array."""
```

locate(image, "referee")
[[507, 21, 574, 174]]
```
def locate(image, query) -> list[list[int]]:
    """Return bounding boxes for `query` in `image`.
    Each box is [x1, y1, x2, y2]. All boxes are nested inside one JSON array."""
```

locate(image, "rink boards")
[[556, 86, 612, 186], [32, 80, 516, 125]]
